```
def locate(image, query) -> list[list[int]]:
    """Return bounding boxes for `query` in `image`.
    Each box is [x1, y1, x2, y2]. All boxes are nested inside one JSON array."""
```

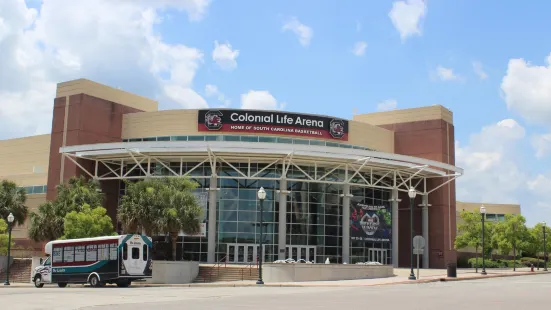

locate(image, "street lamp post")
[[4, 213, 14, 286], [543, 221, 548, 272], [408, 187, 417, 280], [256, 187, 266, 285], [480, 206, 487, 276]]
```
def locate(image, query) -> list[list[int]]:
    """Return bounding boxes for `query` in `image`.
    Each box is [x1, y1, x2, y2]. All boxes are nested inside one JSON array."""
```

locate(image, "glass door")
[[226, 243, 265, 264], [285, 246, 316, 262], [368, 249, 387, 264]]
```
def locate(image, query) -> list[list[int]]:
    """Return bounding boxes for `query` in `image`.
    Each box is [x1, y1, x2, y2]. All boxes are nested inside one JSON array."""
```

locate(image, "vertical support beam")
[[420, 194, 431, 269], [342, 183, 351, 264], [59, 96, 70, 182], [207, 174, 218, 263], [390, 188, 400, 267], [278, 178, 288, 260]]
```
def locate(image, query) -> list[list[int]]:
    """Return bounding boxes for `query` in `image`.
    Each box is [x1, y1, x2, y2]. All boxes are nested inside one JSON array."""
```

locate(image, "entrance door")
[[285, 246, 316, 263], [368, 249, 387, 264], [226, 244, 265, 264]]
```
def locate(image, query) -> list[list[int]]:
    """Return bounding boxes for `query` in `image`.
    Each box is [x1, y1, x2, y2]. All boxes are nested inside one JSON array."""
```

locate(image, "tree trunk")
[[513, 242, 516, 271], [170, 232, 178, 261], [475, 244, 479, 273]]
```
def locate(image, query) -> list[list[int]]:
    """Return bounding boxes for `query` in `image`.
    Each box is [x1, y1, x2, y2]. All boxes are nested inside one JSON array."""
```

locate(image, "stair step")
[[0, 259, 32, 283], [193, 265, 260, 283]]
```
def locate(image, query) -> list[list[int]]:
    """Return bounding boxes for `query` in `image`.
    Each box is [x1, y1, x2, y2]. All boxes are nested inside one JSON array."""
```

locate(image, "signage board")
[[413, 235, 425, 249], [177, 191, 209, 237], [198, 109, 349, 140], [350, 201, 391, 242], [179, 223, 206, 237]]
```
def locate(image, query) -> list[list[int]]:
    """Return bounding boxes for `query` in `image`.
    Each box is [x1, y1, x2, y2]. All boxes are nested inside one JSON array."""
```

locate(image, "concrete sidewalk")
[[2, 267, 547, 288]]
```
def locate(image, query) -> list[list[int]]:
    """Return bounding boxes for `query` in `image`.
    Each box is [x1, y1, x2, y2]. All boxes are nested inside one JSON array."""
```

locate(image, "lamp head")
[[480, 205, 486, 214], [258, 187, 267, 200], [408, 187, 417, 199], [7, 213, 14, 223]]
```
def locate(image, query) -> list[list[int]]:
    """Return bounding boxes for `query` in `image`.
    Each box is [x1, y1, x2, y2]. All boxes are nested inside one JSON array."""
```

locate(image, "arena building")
[[2, 79, 463, 268]]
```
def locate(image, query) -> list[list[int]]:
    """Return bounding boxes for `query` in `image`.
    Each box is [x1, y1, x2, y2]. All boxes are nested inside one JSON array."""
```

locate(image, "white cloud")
[[204, 84, 230, 107], [282, 17, 313, 47], [205, 84, 219, 97], [212, 41, 239, 71], [456, 119, 527, 203], [501, 53, 551, 125], [472, 61, 488, 80], [240, 90, 285, 110], [377, 99, 397, 111], [0, 0, 211, 139], [352, 41, 367, 56], [528, 174, 551, 193], [388, 0, 427, 42], [436, 66, 460, 81], [531, 133, 551, 159]]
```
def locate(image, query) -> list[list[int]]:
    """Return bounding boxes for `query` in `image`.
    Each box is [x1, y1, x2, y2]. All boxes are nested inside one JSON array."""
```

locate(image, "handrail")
[[208, 255, 227, 282]]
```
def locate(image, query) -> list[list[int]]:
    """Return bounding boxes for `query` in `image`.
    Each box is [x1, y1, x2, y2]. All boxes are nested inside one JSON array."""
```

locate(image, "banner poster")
[[350, 201, 391, 242], [198, 109, 349, 140]]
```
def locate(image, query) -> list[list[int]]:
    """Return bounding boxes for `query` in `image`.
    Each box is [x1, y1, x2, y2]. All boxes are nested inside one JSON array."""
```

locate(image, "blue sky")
[[2, 0, 551, 225]]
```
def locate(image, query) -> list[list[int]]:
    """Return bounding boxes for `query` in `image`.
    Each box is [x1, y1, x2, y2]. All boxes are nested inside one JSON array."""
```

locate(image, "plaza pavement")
[[2, 273, 551, 310], [1, 267, 546, 288]]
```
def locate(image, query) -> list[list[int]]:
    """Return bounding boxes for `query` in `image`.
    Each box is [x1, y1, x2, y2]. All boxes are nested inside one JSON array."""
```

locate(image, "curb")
[[1, 271, 547, 289], [134, 271, 549, 288]]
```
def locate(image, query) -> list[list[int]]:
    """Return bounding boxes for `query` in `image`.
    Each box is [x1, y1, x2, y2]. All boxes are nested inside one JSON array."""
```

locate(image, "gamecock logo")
[[360, 213, 380, 236], [329, 119, 345, 139], [204, 110, 223, 130]]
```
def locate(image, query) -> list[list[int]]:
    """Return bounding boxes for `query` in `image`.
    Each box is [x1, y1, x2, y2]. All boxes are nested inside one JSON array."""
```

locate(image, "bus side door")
[[41, 257, 52, 283]]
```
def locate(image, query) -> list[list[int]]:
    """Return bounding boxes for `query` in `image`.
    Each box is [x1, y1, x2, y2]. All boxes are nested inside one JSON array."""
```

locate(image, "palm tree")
[[118, 177, 203, 260], [28, 201, 65, 241], [0, 180, 28, 226], [27, 176, 105, 242]]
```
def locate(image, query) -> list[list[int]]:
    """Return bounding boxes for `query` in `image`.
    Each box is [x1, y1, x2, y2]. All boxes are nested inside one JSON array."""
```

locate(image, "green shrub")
[[468, 258, 507, 268], [468, 257, 550, 268]]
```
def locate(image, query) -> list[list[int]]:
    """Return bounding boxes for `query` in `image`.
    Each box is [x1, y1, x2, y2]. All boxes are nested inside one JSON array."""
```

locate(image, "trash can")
[[447, 263, 457, 278]]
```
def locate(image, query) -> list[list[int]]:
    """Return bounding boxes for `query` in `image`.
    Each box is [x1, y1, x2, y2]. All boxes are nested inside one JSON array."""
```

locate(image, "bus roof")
[[44, 235, 126, 255]]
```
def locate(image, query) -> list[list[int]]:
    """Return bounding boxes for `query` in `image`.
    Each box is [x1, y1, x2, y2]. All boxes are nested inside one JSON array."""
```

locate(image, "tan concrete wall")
[[56, 79, 158, 112], [11, 194, 46, 240], [0, 134, 50, 187], [122, 110, 395, 153], [263, 263, 394, 282], [353, 105, 453, 126], [456, 201, 521, 215]]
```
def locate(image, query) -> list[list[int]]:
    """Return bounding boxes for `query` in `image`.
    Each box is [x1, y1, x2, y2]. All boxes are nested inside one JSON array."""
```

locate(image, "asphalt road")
[[2, 274, 551, 310]]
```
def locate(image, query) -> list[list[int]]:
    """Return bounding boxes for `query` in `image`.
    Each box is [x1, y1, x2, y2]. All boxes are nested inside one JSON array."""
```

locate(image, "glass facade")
[[121, 134, 375, 151], [118, 160, 392, 264], [18, 185, 47, 195]]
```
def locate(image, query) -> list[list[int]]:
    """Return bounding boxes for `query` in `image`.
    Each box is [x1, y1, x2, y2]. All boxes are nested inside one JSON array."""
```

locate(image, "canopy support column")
[[207, 174, 218, 263], [420, 194, 431, 268], [390, 188, 401, 267], [342, 184, 351, 264]]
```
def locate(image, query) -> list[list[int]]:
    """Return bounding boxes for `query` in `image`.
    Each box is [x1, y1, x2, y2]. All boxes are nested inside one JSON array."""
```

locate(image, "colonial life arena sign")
[[198, 109, 349, 140]]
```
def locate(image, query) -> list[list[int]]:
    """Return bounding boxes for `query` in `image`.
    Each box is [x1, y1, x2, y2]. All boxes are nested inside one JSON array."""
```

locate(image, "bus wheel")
[[57, 283, 68, 288], [116, 279, 130, 288], [89, 275, 100, 288], [34, 275, 44, 288]]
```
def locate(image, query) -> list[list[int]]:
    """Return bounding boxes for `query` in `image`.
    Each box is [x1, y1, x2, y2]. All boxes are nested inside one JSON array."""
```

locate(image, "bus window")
[[123, 244, 128, 260], [143, 245, 147, 261], [132, 247, 140, 259]]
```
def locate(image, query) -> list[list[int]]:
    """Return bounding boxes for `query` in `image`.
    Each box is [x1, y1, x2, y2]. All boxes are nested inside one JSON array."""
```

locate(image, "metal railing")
[[206, 255, 227, 283], [242, 260, 258, 281]]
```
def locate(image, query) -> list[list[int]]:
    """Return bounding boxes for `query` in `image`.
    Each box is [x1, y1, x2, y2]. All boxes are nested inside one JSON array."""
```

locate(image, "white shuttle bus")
[[33, 234, 153, 288]]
